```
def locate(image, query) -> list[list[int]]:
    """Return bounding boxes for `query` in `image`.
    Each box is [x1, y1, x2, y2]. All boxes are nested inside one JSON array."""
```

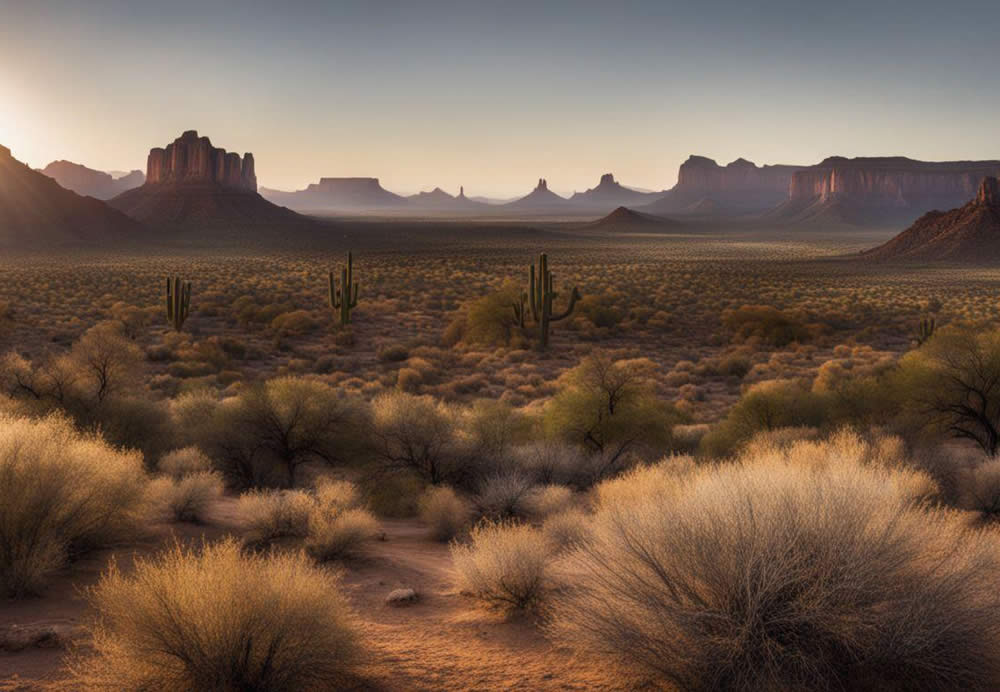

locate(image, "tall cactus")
[[914, 316, 936, 347], [165, 276, 191, 331], [522, 252, 580, 349], [328, 251, 360, 326]]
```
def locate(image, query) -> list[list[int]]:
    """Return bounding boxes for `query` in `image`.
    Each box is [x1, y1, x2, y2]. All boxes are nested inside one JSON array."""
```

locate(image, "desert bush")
[[545, 354, 684, 467], [158, 446, 214, 478], [449, 282, 524, 347], [376, 342, 410, 362], [0, 414, 147, 596], [541, 509, 591, 552], [522, 484, 575, 519], [147, 471, 224, 524], [371, 392, 466, 485], [474, 471, 536, 520], [69, 539, 358, 690], [722, 304, 813, 346], [511, 441, 587, 485], [193, 378, 370, 488], [237, 489, 315, 545], [592, 456, 696, 510], [67, 321, 145, 405], [418, 485, 471, 541], [451, 520, 550, 611], [305, 507, 380, 561], [962, 457, 1000, 520], [549, 437, 1000, 690], [699, 379, 827, 458]]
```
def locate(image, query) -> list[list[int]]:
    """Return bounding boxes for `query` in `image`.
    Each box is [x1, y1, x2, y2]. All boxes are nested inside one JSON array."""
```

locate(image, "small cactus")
[[165, 276, 191, 331], [328, 252, 360, 326], [521, 252, 580, 350], [914, 317, 936, 347]]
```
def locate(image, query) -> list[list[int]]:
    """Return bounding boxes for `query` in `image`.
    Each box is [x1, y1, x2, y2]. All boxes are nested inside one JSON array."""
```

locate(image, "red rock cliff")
[[789, 157, 1000, 209], [146, 130, 256, 191], [675, 156, 803, 195]]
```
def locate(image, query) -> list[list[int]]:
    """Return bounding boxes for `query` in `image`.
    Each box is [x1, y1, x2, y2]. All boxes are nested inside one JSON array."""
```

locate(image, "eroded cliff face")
[[675, 156, 803, 195], [789, 157, 1000, 209], [146, 130, 256, 191], [41, 161, 145, 200]]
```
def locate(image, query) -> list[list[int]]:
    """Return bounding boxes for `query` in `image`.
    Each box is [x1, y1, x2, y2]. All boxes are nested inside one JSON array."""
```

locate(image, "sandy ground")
[[0, 500, 626, 691]]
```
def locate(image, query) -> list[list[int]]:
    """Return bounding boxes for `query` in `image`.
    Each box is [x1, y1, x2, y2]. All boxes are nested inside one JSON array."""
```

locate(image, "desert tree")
[[544, 353, 683, 472]]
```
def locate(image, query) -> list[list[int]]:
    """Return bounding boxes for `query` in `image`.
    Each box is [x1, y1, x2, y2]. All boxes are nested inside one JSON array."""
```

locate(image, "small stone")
[[385, 588, 419, 606]]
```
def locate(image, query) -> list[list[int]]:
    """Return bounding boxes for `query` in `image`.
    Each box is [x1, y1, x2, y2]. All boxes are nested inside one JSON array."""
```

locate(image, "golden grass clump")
[[157, 446, 214, 478], [550, 433, 1000, 690], [0, 414, 147, 597], [69, 539, 358, 691], [417, 485, 471, 541], [147, 471, 224, 524], [451, 520, 551, 611], [237, 488, 315, 545]]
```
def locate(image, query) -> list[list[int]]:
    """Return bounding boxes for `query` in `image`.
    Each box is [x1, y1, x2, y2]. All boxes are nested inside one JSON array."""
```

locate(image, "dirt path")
[[1, 507, 623, 691]]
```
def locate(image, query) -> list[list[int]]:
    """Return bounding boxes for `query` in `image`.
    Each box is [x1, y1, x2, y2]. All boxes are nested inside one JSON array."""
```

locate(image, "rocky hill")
[[568, 173, 663, 210], [583, 206, 683, 232], [772, 157, 1000, 227], [407, 186, 488, 212], [503, 179, 570, 211], [863, 177, 1000, 263], [110, 131, 302, 227], [0, 144, 143, 245], [40, 161, 144, 199]]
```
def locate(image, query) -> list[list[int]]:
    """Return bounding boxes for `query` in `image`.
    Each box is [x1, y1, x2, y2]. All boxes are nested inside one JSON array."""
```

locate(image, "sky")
[[1, 0, 999, 197]]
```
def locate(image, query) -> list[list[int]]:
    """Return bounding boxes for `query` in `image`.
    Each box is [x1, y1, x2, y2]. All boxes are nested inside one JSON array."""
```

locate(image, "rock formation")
[[568, 173, 663, 210], [641, 156, 805, 216], [145, 130, 256, 191], [0, 145, 143, 245], [41, 160, 144, 199], [772, 157, 1000, 227], [109, 131, 301, 227], [260, 177, 407, 212], [863, 177, 1000, 263], [503, 178, 570, 211], [407, 186, 488, 212]]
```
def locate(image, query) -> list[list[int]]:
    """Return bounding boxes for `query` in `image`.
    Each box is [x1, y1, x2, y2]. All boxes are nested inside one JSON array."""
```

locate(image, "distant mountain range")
[[40, 160, 144, 200]]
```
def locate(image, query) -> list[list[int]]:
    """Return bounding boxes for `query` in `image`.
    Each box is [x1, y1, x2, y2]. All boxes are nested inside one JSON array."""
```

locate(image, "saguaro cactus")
[[328, 251, 360, 326], [523, 252, 580, 349], [914, 317, 936, 347], [165, 276, 191, 331]]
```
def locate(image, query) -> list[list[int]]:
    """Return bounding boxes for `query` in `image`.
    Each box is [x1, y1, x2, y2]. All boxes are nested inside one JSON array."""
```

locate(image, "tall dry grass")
[[69, 539, 359, 690], [0, 414, 147, 596], [550, 431, 1000, 690]]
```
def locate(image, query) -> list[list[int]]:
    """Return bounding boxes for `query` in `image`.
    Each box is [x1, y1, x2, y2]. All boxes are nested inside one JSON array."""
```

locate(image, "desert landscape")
[[5, 2, 1000, 690]]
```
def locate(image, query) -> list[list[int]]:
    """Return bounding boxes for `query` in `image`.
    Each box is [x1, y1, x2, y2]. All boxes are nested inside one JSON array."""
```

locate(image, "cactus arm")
[[551, 286, 581, 322]]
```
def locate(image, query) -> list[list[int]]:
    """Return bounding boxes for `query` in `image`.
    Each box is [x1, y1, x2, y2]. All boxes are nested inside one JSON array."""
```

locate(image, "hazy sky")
[[2, 0, 999, 197]]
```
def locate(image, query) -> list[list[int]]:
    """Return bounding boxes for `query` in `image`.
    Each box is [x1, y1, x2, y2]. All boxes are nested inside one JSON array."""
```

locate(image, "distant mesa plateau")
[[769, 157, 1000, 228], [109, 130, 303, 227], [40, 160, 144, 200], [260, 177, 407, 212], [641, 155, 805, 217], [864, 177, 1000, 263], [0, 144, 142, 245], [568, 173, 663, 210]]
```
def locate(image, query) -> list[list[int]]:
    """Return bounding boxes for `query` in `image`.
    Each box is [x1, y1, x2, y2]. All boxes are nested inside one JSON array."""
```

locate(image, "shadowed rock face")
[[864, 177, 1000, 263], [0, 145, 142, 245], [146, 130, 256, 191], [568, 173, 663, 209]]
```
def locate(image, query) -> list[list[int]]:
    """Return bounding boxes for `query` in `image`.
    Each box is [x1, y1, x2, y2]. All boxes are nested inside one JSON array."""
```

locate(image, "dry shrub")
[[148, 472, 224, 524], [962, 457, 1000, 519], [158, 446, 213, 478], [512, 441, 587, 485], [550, 435, 1000, 690], [474, 471, 536, 520], [541, 509, 591, 552], [305, 507, 380, 562], [418, 485, 471, 541], [69, 539, 358, 691], [0, 414, 147, 597], [523, 484, 575, 519], [451, 520, 550, 611], [237, 489, 314, 545], [592, 455, 696, 510]]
